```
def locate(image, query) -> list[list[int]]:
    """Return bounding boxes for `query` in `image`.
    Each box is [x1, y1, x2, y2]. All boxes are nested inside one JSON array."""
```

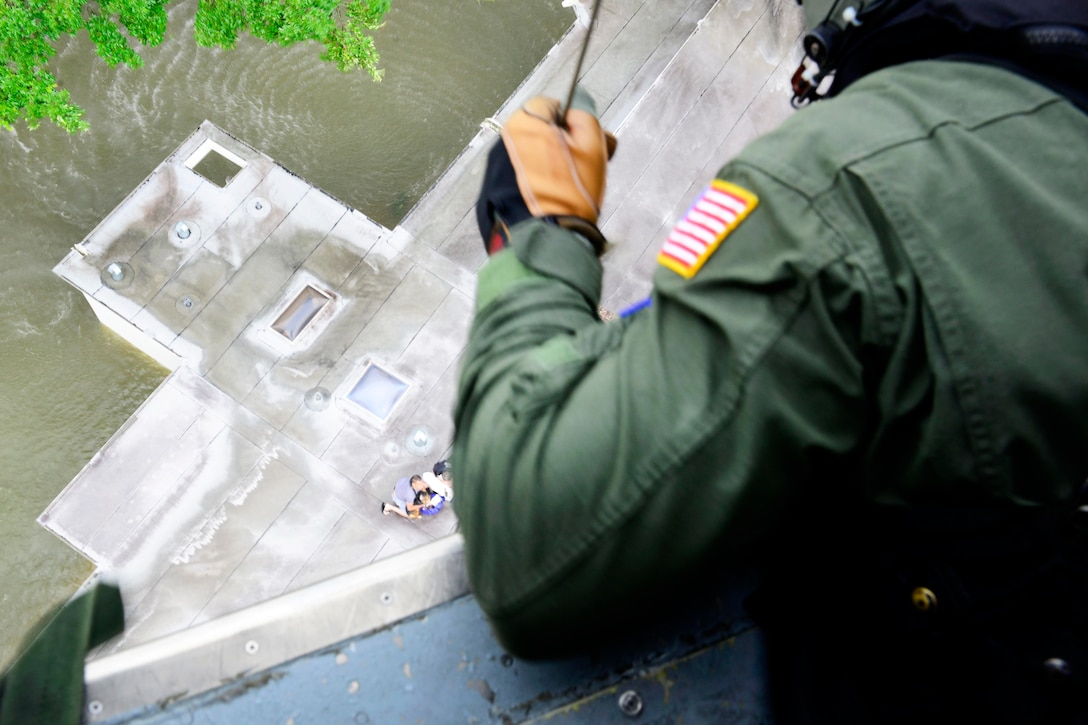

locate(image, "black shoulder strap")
[[830, 1, 1088, 112]]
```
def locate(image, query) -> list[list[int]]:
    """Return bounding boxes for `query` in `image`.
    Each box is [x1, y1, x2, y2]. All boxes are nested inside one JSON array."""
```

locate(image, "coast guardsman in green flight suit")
[[455, 0, 1088, 721]]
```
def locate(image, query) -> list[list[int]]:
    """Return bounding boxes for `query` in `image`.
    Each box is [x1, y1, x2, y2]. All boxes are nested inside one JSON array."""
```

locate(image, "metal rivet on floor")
[[1074, 505, 1088, 531], [1044, 658, 1072, 678], [618, 690, 643, 718], [911, 586, 938, 611]]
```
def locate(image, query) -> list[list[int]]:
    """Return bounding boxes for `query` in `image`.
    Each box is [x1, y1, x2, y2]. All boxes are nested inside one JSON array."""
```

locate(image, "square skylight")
[[346, 364, 409, 421]]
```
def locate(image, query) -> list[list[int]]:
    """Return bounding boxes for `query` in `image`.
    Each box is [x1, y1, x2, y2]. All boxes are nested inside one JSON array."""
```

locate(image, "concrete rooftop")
[[42, 0, 804, 658]]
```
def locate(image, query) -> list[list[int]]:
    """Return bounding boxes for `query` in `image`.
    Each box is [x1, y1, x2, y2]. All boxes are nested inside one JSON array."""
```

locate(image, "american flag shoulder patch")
[[657, 180, 759, 278]]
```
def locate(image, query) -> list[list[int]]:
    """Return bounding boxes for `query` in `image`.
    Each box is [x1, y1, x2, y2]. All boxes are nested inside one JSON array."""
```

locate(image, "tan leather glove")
[[476, 87, 617, 255], [501, 92, 616, 225]]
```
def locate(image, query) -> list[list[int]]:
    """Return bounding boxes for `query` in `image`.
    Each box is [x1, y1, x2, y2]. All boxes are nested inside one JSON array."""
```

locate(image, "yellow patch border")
[[657, 179, 759, 279]]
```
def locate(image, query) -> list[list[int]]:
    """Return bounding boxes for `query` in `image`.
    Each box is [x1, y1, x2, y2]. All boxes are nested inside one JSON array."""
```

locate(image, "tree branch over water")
[[0, 0, 391, 132]]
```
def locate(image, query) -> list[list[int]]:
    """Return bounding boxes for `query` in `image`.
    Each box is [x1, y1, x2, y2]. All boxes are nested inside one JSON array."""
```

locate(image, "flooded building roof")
[[47, 119, 467, 651]]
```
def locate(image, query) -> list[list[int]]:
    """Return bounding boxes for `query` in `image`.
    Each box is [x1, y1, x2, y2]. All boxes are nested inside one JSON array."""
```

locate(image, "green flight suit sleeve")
[[0, 582, 124, 725], [453, 163, 892, 657]]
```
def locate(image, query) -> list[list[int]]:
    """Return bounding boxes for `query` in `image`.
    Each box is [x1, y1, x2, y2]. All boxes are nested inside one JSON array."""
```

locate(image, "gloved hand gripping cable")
[[476, 89, 617, 256]]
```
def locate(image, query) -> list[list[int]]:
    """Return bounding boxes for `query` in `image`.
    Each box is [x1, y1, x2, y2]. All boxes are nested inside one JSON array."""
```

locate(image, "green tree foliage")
[[0, 0, 391, 132]]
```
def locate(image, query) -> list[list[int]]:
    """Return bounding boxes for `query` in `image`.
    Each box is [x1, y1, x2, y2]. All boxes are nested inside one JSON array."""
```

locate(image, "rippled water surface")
[[0, 0, 571, 668]]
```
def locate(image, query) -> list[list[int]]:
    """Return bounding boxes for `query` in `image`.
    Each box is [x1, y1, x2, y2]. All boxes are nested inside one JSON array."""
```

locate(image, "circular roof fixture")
[[303, 386, 332, 411], [404, 424, 435, 456], [175, 294, 201, 316], [170, 220, 200, 245], [380, 439, 402, 464], [101, 261, 134, 289], [247, 197, 271, 219]]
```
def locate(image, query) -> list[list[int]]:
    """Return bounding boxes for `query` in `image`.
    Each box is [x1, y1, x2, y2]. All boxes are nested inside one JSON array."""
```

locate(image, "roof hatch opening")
[[184, 140, 246, 187]]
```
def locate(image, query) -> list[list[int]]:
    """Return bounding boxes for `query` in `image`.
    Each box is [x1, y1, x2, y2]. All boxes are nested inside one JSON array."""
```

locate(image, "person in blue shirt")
[[382, 474, 431, 519]]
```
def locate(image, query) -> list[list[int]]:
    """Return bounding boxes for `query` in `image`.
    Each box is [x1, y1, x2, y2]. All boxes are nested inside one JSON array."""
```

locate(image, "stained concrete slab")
[[43, 0, 806, 656]]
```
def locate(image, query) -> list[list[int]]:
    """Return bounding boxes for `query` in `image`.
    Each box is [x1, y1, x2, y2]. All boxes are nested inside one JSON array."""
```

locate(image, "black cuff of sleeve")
[[546, 216, 608, 256]]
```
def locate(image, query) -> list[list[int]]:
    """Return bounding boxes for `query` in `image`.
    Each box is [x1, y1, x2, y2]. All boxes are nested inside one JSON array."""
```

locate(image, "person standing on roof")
[[453, 0, 1088, 721]]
